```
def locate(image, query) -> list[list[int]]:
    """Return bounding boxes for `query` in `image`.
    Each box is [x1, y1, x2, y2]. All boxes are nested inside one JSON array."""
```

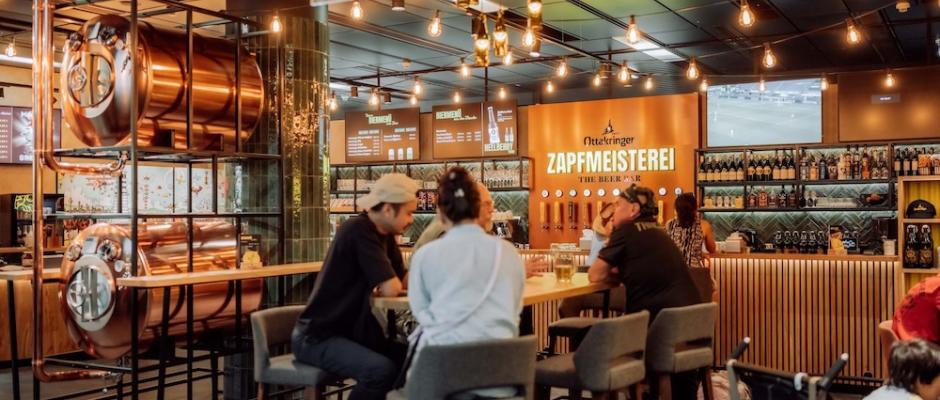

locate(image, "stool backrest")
[[250, 305, 305, 380], [646, 302, 717, 373], [573, 311, 650, 391], [406, 336, 538, 400], [876, 320, 898, 372]]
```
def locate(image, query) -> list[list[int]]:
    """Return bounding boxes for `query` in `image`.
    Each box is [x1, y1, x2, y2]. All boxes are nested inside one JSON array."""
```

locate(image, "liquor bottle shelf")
[[698, 179, 892, 186], [702, 207, 896, 213], [902, 218, 940, 224], [802, 179, 892, 185]]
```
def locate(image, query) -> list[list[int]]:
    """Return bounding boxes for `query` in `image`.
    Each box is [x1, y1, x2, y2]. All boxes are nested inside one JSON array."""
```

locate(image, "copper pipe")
[[32, 0, 112, 383]]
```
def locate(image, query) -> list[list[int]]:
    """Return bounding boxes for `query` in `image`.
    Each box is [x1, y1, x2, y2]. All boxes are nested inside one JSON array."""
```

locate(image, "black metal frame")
[[7, 1, 289, 399]]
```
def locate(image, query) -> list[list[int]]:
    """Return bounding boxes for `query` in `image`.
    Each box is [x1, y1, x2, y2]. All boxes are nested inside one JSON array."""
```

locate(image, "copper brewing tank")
[[60, 15, 264, 151], [59, 221, 262, 359]]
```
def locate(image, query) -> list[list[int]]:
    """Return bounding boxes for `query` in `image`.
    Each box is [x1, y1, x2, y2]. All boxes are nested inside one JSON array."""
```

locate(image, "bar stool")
[[386, 336, 538, 400], [877, 320, 898, 373], [535, 311, 649, 400], [645, 303, 718, 400], [546, 286, 626, 355], [251, 306, 339, 400]]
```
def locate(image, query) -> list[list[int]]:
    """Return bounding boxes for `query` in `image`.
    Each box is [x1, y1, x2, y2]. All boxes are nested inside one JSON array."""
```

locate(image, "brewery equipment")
[[60, 15, 264, 150], [59, 220, 262, 359]]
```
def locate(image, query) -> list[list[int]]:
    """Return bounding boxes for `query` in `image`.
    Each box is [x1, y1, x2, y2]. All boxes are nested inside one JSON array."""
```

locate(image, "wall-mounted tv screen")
[[706, 78, 822, 147]]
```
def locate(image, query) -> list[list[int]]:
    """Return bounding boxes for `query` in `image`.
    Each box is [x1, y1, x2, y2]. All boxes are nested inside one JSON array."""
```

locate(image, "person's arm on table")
[[524, 256, 549, 279], [589, 225, 628, 283]]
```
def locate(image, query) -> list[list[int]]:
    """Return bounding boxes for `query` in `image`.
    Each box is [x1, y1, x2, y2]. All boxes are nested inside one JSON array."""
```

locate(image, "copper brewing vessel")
[[59, 221, 262, 359], [60, 15, 264, 151]]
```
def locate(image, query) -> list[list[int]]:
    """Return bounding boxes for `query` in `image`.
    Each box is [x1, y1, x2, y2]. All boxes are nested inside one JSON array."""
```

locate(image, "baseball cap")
[[357, 173, 419, 210], [620, 184, 659, 218]]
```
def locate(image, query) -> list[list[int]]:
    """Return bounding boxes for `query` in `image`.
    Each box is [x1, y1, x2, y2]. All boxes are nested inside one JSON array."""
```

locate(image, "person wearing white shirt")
[[406, 167, 526, 398]]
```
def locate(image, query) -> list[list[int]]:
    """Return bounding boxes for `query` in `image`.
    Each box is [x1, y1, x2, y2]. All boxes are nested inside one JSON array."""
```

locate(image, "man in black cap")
[[588, 184, 701, 399]]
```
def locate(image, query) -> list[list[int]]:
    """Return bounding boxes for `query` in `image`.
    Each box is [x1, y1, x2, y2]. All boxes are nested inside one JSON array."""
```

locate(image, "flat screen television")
[[706, 78, 822, 147]]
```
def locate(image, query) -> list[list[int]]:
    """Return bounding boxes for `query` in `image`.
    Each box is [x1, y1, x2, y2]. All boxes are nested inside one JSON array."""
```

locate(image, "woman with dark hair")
[[405, 167, 526, 398], [865, 339, 940, 399], [666, 193, 718, 302]]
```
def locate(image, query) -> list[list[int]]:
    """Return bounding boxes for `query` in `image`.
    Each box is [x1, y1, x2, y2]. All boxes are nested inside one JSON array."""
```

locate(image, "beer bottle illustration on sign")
[[487, 106, 500, 144]]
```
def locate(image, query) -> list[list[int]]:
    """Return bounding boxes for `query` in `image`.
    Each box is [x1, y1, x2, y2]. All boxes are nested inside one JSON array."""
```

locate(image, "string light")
[[473, 15, 490, 52], [699, 77, 709, 92], [758, 77, 766, 92], [413, 77, 422, 95], [503, 51, 513, 65], [428, 10, 442, 37], [739, 0, 755, 28], [329, 92, 338, 111], [493, 10, 508, 45], [846, 18, 861, 44], [410, 94, 418, 105], [885, 69, 896, 87], [460, 58, 470, 78], [528, 0, 542, 16], [4, 38, 14, 57], [686, 58, 700, 80], [523, 27, 536, 47], [618, 62, 630, 82], [545, 80, 554, 93], [351, 1, 363, 19], [626, 15, 640, 44], [350, 86, 359, 98], [644, 75, 654, 91], [369, 89, 379, 105], [762, 42, 776, 69], [529, 38, 541, 57], [499, 86, 507, 99], [557, 59, 568, 78], [391, 0, 405, 11], [271, 14, 283, 33], [820, 74, 829, 91], [453, 91, 462, 103], [593, 73, 602, 87]]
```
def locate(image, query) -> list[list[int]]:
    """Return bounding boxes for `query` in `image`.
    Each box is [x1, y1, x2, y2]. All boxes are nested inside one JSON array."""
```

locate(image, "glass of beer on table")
[[551, 244, 575, 283]]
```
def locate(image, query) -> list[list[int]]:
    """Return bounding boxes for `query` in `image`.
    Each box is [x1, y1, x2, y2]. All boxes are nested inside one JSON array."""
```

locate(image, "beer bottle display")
[[904, 225, 920, 267], [919, 225, 934, 269]]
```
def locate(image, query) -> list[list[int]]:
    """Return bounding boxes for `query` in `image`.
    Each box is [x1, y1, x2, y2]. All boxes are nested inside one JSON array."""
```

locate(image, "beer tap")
[[568, 201, 578, 230], [553, 201, 563, 230], [539, 201, 549, 230]]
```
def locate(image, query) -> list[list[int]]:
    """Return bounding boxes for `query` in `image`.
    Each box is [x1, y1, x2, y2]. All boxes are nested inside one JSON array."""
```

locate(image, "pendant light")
[[460, 58, 470, 78], [529, 38, 541, 57], [739, 0, 755, 28], [545, 80, 554, 93], [350, 86, 359, 98], [493, 10, 508, 45], [846, 18, 861, 44], [351, 1, 363, 19], [391, 0, 405, 11], [762, 42, 776, 69], [499, 86, 507, 99], [329, 92, 338, 111], [4, 38, 14, 57], [271, 14, 283, 33], [644, 75, 654, 91], [528, 0, 542, 16], [369, 89, 379, 105], [884, 69, 896, 88], [428, 10, 443, 37], [523, 26, 536, 48], [593, 73, 602, 87], [557, 58, 568, 78], [453, 91, 462, 103], [626, 15, 640, 44], [618, 62, 630, 82], [413, 77, 423, 95], [686, 58, 700, 80], [410, 94, 418, 105], [699, 78, 709, 92], [502, 51, 513, 65]]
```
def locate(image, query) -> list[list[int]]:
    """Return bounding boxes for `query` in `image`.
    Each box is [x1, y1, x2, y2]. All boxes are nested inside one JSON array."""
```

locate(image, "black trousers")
[[292, 333, 407, 400]]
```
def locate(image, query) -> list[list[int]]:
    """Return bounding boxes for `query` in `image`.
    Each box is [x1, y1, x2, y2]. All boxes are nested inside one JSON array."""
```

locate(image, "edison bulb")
[[645, 76, 654, 90], [699, 79, 708, 92], [499, 86, 507, 99], [410, 95, 418, 105], [686, 59, 700, 80], [758, 78, 767, 92], [739, 1, 755, 27], [820, 77, 829, 91], [545, 81, 554, 93], [762, 44, 776, 68], [618, 64, 629, 82], [503, 52, 513, 65], [593, 74, 602, 87], [351, 1, 363, 19], [413, 78, 423, 95], [428, 11, 442, 37], [528, 0, 542, 15], [523, 29, 535, 47], [453, 91, 461, 103], [369, 91, 379, 105], [557, 61, 568, 77], [885, 71, 896, 88], [460, 62, 470, 78], [627, 15, 639, 44]]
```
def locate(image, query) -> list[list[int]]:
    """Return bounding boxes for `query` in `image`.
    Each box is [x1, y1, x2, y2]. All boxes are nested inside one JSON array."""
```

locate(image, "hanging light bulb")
[[762, 42, 776, 69], [618, 62, 630, 82], [460, 58, 470, 78], [453, 91, 462, 103], [503, 51, 513, 65], [383, 92, 392, 104], [846, 18, 861, 44], [413, 77, 423, 95], [545, 81, 554, 93], [369, 89, 379, 105], [529, 38, 541, 57], [593, 73, 602, 87], [885, 69, 896, 87], [686, 58, 700, 80], [820, 75, 829, 91], [351, 1, 363, 19], [4, 39, 14, 57], [557, 59, 568, 78], [350, 86, 359, 98], [499, 86, 507, 99], [329, 92, 338, 111], [428, 10, 443, 37], [391, 0, 405, 11], [528, 0, 542, 16], [644, 75, 654, 91], [493, 10, 508, 45], [626, 15, 640, 44], [699, 77, 709, 92], [410, 94, 418, 105], [523, 27, 536, 48], [271, 14, 283, 33], [758, 77, 766, 92], [473, 15, 490, 52], [739, 0, 755, 28]]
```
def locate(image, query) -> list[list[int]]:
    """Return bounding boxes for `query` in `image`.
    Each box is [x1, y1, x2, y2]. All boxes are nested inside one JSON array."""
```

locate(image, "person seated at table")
[[406, 167, 526, 398], [864, 339, 940, 400], [292, 173, 417, 400], [558, 202, 626, 318], [893, 272, 939, 346], [588, 184, 701, 399]]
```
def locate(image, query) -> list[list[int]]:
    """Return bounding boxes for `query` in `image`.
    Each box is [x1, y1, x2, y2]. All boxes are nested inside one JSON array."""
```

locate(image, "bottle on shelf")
[[861, 146, 871, 180], [747, 157, 757, 181], [736, 157, 745, 181], [827, 153, 838, 181], [757, 187, 769, 208], [819, 153, 828, 180], [840, 146, 850, 180], [787, 186, 798, 208], [808, 230, 818, 254], [894, 149, 903, 177], [905, 225, 920, 268], [799, 188, 807, 208], [919, 148, 930, 176], [762, 156, 772, 181], [776, 185, 787, 208], [908, 148, 919, 176], [920, 225, 934, 268], [800, 151, 810, 181], [882, 150, 891, 179], [808, 154, 819, 181], [771, 151, 780, 181], [786, 151, 796, 180], [747, 190, 758, 209]]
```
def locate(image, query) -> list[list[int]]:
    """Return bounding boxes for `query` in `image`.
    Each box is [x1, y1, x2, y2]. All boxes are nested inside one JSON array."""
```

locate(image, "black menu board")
[[345, 108, 420, 163], [432, 101, 517, 159], [0, 107, 61, 164]]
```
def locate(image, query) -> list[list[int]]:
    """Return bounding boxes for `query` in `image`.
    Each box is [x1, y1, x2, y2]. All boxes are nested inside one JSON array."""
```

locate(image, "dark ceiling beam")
[[761, 0, 835, 68], [841, 0, 886, 64], [877, 8, 907, 61], [648, 0, 751, 63], [330, 11, 468, 57]]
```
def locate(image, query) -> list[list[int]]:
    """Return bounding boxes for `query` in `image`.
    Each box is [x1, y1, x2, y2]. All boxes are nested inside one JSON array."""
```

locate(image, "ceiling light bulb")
[[545, 81, 554, 93], [473, 15, 490, 52], [499, 86, 507, 99], [503, 51, 513, 65], [369, 90, 379, 105], [410, 94, 417, 105], [846, 19, 860, 44], [762, 43, 776, 68], [523, 29, 535, 47], [350, 86, 359, 98], [529, 39, 541, 57], [475, 37, 490, 51], [739, 0, 755, 28], [557, 60, 568, 78], [686, 58, 700, 80], [618, 62, 629, 82], [271, 15, 283, 33], [428, 10, 442, 37], [4, 42, 14, 57], [593, 74, 602, 87], [758, 77, 766, 92], [413, 78, 422, 95], [820, 75, 829, 91], [453, 91, 461, 103], [885, 70, 895, 87], [329, 92, 338, 111], [528, 0, 542, 15], [494, 11, 508, 44], [645, 76, 654, 91], [391, 0, 405, 11], [351, 1, 363, 19], [627, 15, 640, 44], [699, 78, 708, 92], [460, 59, 470, 78]]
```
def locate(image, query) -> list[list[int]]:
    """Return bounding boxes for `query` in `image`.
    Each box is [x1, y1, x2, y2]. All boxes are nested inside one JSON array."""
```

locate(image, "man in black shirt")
[[588, 185, 701, 399], [292, 173, 418, 400]]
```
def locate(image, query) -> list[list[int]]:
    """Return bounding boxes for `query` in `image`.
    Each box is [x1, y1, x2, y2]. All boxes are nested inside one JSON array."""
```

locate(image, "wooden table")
[[373, 272, 615, 311], [117, 262, 322, 288]]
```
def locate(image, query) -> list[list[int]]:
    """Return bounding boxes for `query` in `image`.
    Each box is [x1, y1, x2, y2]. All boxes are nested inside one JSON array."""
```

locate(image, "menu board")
[[0, 106, 61, 164], [432, 101, 517, 159], [345, 108, 420, 163]]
